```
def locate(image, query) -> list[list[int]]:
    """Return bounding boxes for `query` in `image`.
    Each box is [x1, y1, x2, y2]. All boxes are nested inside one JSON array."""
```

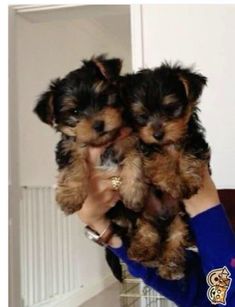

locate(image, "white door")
[[132, 4, 235, 189]]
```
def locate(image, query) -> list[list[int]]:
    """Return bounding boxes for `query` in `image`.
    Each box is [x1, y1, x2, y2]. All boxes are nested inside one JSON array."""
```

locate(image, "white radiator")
[[19, 186, 175, 307], [20, 186, 76, 307]]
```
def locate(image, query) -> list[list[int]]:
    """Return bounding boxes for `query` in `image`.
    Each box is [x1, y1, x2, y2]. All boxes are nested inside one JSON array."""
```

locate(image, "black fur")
[[120, 62, 209, 156], [34, 55, 124, 129], [105, 201, 140, 282], [34, 55, 138, 282], [105, 248, 123, 282], [55, 135, 75, 170]]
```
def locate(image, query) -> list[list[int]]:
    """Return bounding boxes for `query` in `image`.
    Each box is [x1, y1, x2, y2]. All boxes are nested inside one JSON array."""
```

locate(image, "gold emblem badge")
[[206, 266, 232, 305]]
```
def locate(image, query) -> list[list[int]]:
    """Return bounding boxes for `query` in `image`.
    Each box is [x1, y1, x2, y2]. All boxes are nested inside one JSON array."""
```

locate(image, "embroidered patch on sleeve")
[[206, 266, 232, 305]]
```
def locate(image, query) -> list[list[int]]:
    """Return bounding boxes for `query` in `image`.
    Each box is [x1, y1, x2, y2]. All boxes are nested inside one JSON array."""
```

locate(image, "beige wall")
[[16, 7, 132, 186], [140, 4, 235, 188]]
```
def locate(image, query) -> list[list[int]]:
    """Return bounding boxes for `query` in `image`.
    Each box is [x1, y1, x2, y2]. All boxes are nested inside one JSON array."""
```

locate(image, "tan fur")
[[128, 217, 160, 265], [132, 101, 147, 113], [108, 135, 149, 211], [145, 148, 207, 199], [158, 215, 188, 280], [164, 117, 188, 143], [99, 107, 123, 131], [60, 97, 77, 112], [56, 145, 89, 214], [92, 56, 122, 80], [162, 94, 179, 105], [124, 77, 208, 280], [92, 81, 107, 94], [59, 107, 123, 146], [139, 124, 156, 144], [179, 76, 189, 98], [139, 117, 189, 145], [92, 58, 108, 79]]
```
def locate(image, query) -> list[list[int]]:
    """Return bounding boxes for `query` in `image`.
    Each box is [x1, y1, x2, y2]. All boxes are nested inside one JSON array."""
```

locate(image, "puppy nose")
[[92, 120, 105, 133], [153, 130, 164, 140]]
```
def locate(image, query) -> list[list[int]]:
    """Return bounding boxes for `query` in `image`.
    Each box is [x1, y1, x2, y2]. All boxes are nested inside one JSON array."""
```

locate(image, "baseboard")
[[33, 274, 117, 307]]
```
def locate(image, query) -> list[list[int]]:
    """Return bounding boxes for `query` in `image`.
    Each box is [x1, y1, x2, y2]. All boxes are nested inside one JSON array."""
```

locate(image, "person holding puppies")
[[78, 146, 235, 307]]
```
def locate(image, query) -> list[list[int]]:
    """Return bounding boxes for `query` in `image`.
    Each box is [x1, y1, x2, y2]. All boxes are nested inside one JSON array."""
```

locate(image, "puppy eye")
[[71, 108, 80, 115], [136, 114, 148, 125], [164, 103, 183, 118]]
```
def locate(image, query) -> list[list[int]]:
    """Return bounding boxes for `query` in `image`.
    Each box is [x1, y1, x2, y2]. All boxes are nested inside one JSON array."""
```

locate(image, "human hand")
[[183, 168, 220, 217], [77, 146, 120, 226], [76, 146, 122, 247]]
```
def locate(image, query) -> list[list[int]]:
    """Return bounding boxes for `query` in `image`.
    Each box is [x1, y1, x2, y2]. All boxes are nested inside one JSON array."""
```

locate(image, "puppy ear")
[[178, 69, 207, 102], [34, 78, 61, 126], [92, 55, 122, 81]]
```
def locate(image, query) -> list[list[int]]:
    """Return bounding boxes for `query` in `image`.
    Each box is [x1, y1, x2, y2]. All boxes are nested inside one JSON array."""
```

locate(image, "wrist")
[[184, 170, 220, 217], [89, 219, 122, 248], [184, 197, 220, 218], [89, 218, 110, 234]]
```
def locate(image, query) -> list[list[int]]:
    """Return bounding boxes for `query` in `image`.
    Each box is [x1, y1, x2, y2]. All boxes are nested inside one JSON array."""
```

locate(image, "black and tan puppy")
[[115, 63, 210, 279], [34, 55, 148, 215], [123, 63, 210, 200]]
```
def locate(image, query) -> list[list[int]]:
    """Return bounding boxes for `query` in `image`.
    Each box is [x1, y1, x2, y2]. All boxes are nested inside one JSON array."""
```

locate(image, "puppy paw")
[[179, 157, 205, 199], [158, 247, 185, 280], [181, 183, 200, 199], [127, 243, 158, 264], [165, 181, 200, 200], [56, 186, 87, 215], [127, 219, 160, 264], [158, 262, 185, 280], [120, 180, 147, 212]]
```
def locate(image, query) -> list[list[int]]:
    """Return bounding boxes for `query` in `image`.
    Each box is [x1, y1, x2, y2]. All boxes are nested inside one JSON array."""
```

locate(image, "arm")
[[184, 169, 235, 306], [76, 147, 209, 307], [77, 147, 234, 306]]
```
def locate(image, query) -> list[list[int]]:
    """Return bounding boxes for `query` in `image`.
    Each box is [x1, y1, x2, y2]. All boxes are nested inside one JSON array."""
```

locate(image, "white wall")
[[140, 4, 235, 188]]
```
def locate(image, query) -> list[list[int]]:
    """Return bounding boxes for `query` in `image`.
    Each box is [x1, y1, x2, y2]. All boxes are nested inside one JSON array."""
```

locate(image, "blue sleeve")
[[109, 204, 235, 307], [109, 243, 209, 307], [189, 204, 235, 306]]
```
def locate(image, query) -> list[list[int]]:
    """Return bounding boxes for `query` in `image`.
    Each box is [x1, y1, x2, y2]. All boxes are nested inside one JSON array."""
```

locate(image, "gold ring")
[[111, 176, 122, 191]]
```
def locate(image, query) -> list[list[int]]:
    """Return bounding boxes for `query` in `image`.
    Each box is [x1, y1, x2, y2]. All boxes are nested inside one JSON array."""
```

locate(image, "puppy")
[[116, 63, 210, 279], [34, 55, 148, 215]]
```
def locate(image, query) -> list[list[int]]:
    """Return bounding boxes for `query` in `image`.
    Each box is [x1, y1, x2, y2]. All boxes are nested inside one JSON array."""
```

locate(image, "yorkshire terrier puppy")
[[123, 63, 210, 198], [117, 63, 210, 279], [34, 55, 148, 215]]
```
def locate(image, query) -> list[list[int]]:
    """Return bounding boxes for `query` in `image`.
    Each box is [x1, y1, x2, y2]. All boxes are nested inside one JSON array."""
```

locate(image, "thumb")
[[88, 146, 105, 165]]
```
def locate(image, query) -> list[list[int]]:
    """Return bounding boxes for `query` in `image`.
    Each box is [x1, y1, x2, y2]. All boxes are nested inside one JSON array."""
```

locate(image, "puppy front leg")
[[56, 147, 89, 214], [145, 153, 204, 200], [145, 154, 182, 199], [101, 136, 148, 212], [127, 218, 160, 266], [179, 155, 207, 199], [158, 215, 188, 280], [120, 149, 149, 212]]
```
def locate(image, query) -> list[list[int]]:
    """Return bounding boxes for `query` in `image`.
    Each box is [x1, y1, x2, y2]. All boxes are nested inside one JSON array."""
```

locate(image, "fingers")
[[100, 188, 119, 204], [88, 146, 105, 165], [86, 145, 121, 213], [91, 168, 121, 181], [202, 165, 210, 178], [117, 127, 132, 140]]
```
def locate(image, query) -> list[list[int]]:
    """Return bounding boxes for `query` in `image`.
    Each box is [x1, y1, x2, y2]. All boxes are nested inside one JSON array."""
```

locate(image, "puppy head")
[[125, 63, 207, 145], [34, 55, 124, 146]]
